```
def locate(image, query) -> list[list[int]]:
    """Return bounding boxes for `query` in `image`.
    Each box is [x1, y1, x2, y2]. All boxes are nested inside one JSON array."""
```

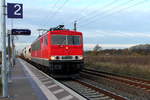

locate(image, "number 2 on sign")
[[14, 4, 21, 15]]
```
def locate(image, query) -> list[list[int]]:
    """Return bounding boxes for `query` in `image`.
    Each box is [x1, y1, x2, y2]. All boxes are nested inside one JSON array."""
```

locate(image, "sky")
[[1, 0, 150, 51]]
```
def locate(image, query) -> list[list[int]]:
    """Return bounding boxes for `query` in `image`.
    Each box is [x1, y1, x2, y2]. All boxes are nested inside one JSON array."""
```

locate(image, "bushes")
[[85, 55, 150, 80]]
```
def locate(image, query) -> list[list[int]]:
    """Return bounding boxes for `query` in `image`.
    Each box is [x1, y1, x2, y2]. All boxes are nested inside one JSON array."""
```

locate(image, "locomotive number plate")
[[62, 56, 72, 59]]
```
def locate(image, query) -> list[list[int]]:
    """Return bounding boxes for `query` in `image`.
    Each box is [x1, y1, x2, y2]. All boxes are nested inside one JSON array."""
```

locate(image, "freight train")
[[22, 25, 84, 78]]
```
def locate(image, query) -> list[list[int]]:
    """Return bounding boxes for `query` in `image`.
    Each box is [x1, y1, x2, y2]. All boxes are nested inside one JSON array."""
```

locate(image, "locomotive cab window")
[[52, 35, 81, 45], [52, 35, 66, 45], [68, 36, 80, 45]]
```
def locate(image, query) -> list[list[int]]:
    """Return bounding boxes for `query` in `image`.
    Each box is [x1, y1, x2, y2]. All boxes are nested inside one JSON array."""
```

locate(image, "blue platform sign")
[[11, 29, 31, 35], [7, 3, 23, 18]]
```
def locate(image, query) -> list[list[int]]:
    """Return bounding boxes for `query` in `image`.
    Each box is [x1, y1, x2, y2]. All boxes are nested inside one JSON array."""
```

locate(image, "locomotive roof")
[[49, 30, 82, 34], [32, 29, 82, 45], [43, 29, 82, 36]]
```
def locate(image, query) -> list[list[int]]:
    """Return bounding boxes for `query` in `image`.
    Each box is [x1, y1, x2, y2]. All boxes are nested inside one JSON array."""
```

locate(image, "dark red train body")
[[31, 26, 84, 77]]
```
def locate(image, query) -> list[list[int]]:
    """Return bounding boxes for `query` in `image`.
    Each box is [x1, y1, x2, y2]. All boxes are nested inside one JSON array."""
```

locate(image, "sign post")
[[0, 2, 23, 97], [0, 0, 8, 97], [7, 2, 23, 67], [7, 3, 23, 68]]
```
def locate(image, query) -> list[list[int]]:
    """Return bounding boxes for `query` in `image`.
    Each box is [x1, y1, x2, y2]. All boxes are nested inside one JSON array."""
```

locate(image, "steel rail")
[[61, 79, 127, 100], [82, 68, 150, 92], [75, 79, 127, 100]]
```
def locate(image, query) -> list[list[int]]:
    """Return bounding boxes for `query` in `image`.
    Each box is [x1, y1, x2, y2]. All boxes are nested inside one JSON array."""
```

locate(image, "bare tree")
[[93, 44, 102, 55]]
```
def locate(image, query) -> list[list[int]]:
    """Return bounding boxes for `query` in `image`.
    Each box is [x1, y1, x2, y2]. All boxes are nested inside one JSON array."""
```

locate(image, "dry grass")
[[85, 55, 150, 80]]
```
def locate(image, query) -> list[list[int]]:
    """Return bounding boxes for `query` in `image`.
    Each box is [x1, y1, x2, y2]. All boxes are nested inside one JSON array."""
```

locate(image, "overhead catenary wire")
[[79, 0, 146, 28], [78, 0, 135, 25], [51, 0, 70, 17], [50, 0, 59, 11], [67, 0, 119, 27], [66, 0, 120, 29], [77, 0, 119, 22], [66, 0, 101, 25], [47, 0, 70, 26], [76, 0, 99, 15], [68, 0, 135, 28], [42, 0, 59, 27]]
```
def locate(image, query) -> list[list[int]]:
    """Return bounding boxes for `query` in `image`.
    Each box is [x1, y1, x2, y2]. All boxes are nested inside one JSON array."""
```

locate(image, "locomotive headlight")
[[51, 56, 56, 60], [78, 56, 83, 60], [50, 56, 60, 60]]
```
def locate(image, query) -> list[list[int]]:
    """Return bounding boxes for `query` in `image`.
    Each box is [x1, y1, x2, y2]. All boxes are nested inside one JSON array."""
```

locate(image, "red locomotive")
[[31, 25, 84, 77]]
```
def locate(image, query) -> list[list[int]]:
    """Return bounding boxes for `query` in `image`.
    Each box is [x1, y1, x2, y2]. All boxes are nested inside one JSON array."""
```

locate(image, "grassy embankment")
[[85, 55, 150, 80]]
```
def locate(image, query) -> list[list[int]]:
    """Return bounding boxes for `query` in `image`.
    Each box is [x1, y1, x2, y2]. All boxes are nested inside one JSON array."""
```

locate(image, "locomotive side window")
[[37, 40, 41, 50], [52, 35, 66, 45], [32, 44, 36, 51], [32, 40, 41, 51], [68, 36, 80, 45], [44, 36, 48, 45]]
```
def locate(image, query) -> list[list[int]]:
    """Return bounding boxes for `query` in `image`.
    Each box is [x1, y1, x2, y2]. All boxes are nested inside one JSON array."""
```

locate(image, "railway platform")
[[0, 58, 86, 100]]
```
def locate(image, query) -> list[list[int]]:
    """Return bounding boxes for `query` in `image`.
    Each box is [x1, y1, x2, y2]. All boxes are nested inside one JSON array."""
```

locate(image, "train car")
[[22, 47, 26, 58], [22, 46, 31, 60], [31, 25, 84, 77], [25, 46, 31, 60]]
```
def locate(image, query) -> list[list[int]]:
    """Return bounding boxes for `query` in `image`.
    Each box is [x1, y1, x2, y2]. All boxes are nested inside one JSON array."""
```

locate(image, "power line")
[[79, 0, 135, 24], [77, 0, 119, 21], [79, 0, 147, 28], [48, 0, 70, 25], [66, 0, 100, 25], [50, 0, 59, 11], [42, 0, 59, 27], [57, 0, 70, 11], [42, 0, 70, 27], [68, 0, 118, 26], [77, 0, 99, 15], [70, 0, 131, 27], [80, 0, 145, 27]]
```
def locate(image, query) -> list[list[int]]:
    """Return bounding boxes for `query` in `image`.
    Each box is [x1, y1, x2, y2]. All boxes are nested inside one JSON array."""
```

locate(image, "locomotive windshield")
[[52, 35, 81, 45], [52, 35, 66, 45]]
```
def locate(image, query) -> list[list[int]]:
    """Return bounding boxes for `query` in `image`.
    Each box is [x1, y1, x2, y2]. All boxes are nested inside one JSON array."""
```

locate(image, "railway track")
[[23, 59, 149, 99], [82, 68, 150, 92], [24, 59, 128, 100], [61, 79, 127, 100]]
